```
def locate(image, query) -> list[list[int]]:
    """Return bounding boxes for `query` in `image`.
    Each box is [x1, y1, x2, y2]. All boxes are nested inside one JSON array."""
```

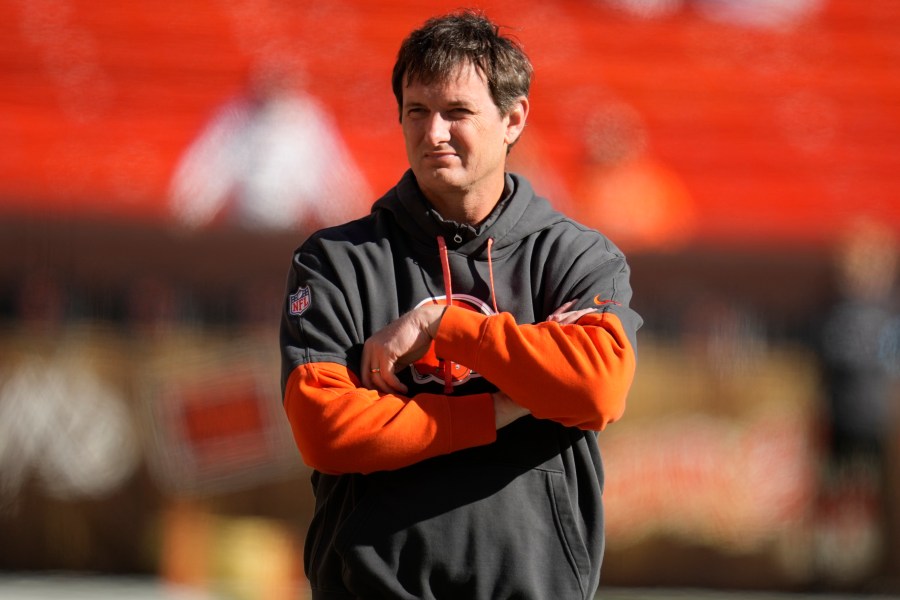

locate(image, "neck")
[[422, 176, 506, 226]]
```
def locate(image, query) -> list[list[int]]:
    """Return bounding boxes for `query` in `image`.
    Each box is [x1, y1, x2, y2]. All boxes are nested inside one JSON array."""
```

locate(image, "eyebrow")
[[403, 98, 475, 110]]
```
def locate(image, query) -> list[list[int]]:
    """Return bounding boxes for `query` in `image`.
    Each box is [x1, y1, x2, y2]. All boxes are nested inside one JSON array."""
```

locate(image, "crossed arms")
[[283, 302, 637, 475]]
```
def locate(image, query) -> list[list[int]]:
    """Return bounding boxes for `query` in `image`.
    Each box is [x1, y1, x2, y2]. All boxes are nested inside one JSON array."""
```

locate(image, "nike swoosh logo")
[[593, 295, 621, 306]]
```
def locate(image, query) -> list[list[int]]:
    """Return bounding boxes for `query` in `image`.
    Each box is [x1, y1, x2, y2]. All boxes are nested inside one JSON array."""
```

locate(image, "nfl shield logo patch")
[[289, 286, 311, 316]]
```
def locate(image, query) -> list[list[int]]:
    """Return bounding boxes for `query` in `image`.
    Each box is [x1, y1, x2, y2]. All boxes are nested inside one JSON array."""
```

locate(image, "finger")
[[548, 300, 578, 321], [551, 299, 577, 315], [377, 355, 407, 394], [369, 368, 387, 393], [555, 308, 598, 325], [377, 367, 408, 395], [368, 359, 407, 395]]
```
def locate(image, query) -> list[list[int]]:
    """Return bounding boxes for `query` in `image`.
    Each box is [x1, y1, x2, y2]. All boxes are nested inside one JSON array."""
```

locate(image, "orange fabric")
[[436, 235, 455, 394], [284, 305, 636, 474], [283, 362, 496, 474], [435, 306, 636, 430]]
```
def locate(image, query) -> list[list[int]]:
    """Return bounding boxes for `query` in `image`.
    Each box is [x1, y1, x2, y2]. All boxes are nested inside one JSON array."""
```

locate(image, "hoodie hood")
[[372, 169, 566, 258]]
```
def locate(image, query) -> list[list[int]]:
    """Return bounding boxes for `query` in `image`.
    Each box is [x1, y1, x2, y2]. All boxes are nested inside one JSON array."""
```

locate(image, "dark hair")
[[391, 10, 533, 120]]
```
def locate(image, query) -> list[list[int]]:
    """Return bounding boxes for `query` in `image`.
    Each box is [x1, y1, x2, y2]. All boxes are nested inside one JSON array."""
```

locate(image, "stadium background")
[[1, 0, 898, 598]]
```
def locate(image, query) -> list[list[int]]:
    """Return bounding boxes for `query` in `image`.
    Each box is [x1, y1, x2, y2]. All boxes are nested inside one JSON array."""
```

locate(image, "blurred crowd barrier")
[[0, 319, 311, 599], [602, 333, 897, 592], [0, 278, 897, 596]]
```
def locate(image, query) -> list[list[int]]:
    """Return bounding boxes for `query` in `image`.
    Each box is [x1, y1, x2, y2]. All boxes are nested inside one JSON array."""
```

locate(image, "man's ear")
[[504, 97, 529, 146]]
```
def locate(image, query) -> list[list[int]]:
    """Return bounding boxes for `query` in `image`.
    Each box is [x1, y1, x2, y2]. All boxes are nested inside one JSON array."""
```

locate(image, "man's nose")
[[425, 113, 451, 145]]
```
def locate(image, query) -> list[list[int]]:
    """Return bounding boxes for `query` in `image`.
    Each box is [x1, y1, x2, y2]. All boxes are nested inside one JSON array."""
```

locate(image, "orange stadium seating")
[[0, 0, 898, 249]]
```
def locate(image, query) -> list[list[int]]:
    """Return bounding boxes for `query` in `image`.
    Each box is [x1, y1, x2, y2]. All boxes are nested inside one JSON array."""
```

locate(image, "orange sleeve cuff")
[[434, 305, 491, 363]]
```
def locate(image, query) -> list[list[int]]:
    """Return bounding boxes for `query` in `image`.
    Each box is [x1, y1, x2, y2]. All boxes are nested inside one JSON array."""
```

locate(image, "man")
[[280, 10, 641, 599]]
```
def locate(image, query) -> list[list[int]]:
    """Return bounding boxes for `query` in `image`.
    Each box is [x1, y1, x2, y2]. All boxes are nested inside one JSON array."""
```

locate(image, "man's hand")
[[493, 391, 530, 429], [547, 299, 597, 324], [362, 300, 590, 398], [362, 304, 446, 394]]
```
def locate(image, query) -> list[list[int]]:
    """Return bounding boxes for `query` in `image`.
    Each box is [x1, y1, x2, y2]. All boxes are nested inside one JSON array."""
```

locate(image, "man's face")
[[401, 63, 526, 207]]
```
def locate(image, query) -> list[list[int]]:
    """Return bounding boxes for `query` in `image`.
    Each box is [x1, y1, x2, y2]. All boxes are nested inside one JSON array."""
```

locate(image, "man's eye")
[[406, 108, 426, 118]]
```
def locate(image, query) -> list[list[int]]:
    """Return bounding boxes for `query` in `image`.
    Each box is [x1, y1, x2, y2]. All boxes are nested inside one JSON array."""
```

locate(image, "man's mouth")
[[425, 151, 458, 164]]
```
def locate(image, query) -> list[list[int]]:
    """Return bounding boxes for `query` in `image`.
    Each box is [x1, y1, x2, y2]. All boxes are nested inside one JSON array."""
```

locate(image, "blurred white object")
[[0, 357, 140, 504], [694, 0, 824, 29], [603, 0, 684, 19], [169, 72, 370, 231]]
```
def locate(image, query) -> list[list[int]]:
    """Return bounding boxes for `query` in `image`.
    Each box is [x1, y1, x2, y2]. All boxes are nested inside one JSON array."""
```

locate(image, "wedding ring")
[[370, 368, 381, 373]]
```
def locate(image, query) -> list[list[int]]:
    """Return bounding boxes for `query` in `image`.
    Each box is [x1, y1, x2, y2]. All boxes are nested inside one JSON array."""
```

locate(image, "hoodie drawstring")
[[486, 237, 499, 314], [436, 236, 455, 394], [435, 235, 500, 395]]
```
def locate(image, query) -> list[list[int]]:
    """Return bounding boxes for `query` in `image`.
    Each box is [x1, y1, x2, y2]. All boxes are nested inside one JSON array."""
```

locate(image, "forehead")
[[402, 62, 492, 104]]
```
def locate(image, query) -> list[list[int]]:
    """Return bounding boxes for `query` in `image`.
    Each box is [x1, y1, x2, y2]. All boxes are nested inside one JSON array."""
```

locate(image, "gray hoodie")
[[280, 169, 642, 599]]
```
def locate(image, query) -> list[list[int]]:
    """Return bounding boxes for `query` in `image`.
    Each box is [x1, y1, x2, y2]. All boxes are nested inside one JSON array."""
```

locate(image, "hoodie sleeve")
[[434, 244, 640, 431], [434, 308, 635, 430]]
